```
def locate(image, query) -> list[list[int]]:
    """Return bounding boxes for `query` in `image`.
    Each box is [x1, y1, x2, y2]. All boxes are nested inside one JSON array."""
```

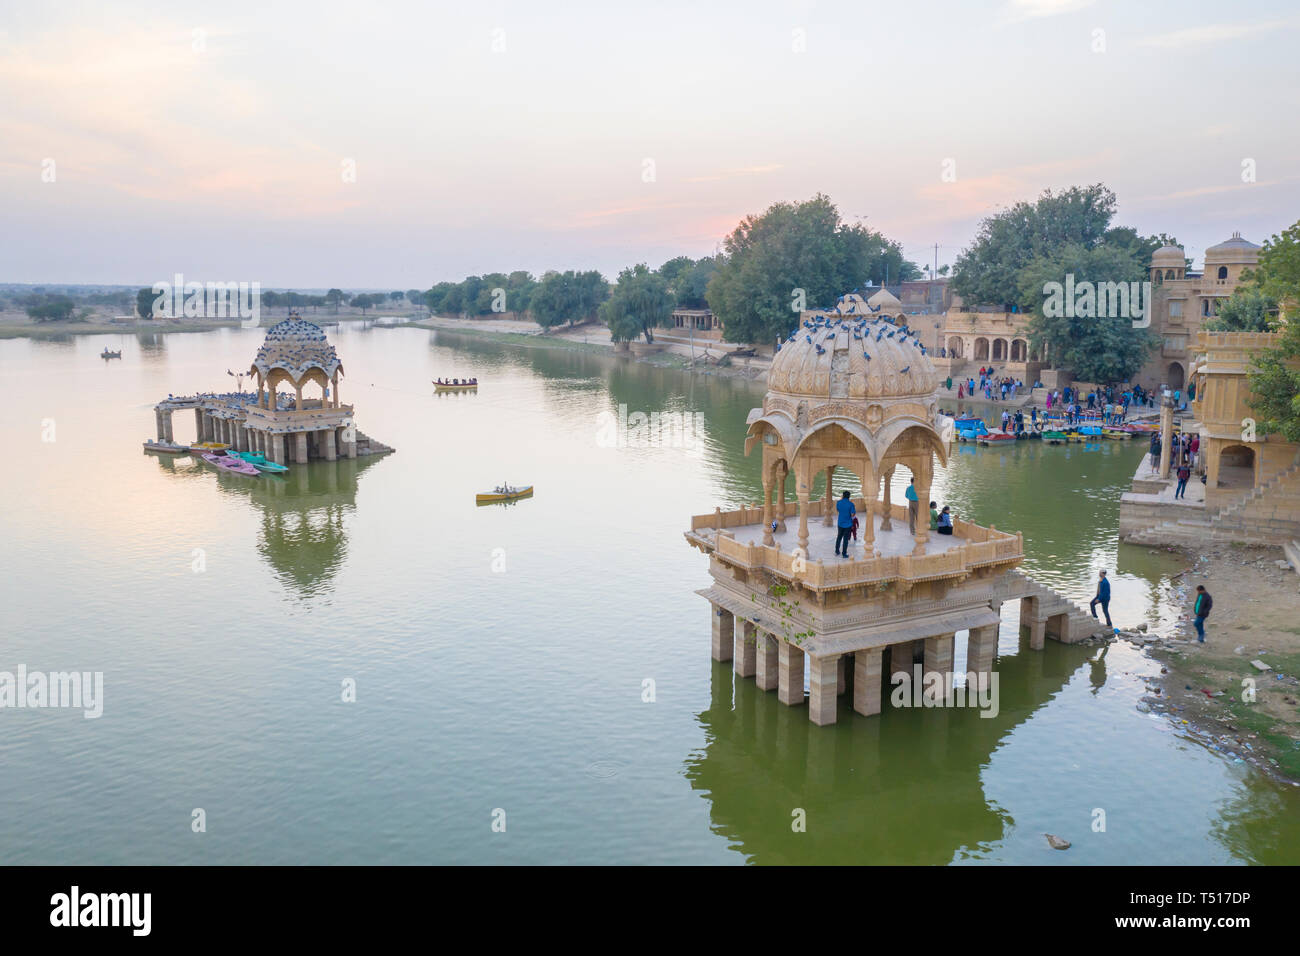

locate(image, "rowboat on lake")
[[226, 450, 289, 473], [476, 484, 533, 505], [434, 380, 478, 392], [190, 442, 230, 454], [142, 439, 189, 454], [101, 349, 122, 359], [200, 452, 259, 476]]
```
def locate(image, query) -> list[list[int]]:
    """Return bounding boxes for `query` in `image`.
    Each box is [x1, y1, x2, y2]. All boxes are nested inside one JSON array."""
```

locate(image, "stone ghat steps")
[[1005, 571, 1111, 643], [354, 430, 394, 456], [1126, 453, 1300, 547]]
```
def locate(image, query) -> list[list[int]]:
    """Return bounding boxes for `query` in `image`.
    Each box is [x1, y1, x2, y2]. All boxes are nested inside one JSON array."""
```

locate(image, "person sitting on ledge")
[[936, 506, 954, 535]]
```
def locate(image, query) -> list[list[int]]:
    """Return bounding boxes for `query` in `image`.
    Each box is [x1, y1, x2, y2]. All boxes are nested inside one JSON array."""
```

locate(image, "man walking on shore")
[[1090, 569, 1112, 627], [835, 490, 855, 558], [1175, 462, 1191, 499], [1193, 585, 1213, 643], [905, 479, 919, 534]]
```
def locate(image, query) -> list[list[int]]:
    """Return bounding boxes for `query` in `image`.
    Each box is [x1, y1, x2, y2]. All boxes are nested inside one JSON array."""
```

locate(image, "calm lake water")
[[2, 323, 1298, 864]]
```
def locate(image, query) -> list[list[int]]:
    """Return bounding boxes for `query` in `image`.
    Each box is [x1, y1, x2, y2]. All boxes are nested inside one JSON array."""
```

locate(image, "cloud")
[[1137, 19, 1294, 49], [1001, 0, 1094, 23]]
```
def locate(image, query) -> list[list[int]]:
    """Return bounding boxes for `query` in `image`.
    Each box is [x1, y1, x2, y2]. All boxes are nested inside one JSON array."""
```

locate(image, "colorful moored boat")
[[476, 484, 533, 505]]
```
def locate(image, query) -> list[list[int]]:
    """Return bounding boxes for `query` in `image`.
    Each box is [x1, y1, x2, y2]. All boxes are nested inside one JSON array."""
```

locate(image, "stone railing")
[[689, 503, 1023, 589]]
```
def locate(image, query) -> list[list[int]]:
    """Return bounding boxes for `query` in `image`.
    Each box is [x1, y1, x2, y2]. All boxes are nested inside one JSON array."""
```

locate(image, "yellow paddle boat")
[[476, 484, 533, 505], [190, 442, 230, 454]]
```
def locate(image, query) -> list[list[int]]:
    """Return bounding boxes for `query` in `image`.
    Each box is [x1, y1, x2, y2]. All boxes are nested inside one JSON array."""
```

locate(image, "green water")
[[1, 324, 1297, 864]]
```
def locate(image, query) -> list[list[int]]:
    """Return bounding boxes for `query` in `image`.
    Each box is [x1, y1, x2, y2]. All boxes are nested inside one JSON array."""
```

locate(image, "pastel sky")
[[2, 0, 1297, 288]]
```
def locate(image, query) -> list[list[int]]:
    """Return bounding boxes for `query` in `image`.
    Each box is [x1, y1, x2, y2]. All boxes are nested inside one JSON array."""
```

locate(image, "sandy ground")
[[1139, 541, 1300, 782]]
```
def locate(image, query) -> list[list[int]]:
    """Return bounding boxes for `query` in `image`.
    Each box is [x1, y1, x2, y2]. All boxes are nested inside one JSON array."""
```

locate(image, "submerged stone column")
[[294, 432, 309, 464], [777, 641, 805, 707], [924, 633, 954, 678], [323, 428, 337, 461], [270, 433, 286, 465], [1020, 596, 1045, 650], [162, 413, 173, 443], [967, 625, 998, 677], [194, 407, 203, 437], [734, 620, 757, 678], [711, 605, 734, 662], [754, 631, 779, 691], [853, 648, 883, 716], [890, 640, 915, 693], [808, 654, 839, 725]]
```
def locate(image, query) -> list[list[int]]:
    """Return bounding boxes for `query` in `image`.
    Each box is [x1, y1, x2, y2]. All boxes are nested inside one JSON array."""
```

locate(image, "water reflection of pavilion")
[[685, 634, 1086, 864], [150, 453, 380, 596]]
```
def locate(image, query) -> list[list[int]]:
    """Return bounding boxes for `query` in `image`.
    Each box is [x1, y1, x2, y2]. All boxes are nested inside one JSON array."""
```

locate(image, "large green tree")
[[1204, 288, 1279, 332], [1018, 242, 1155, 383], [26, 294, 78, 322], [1246, 219, 1300, 440], [952, 184, 1120, 308], [600, 264, 672, 343], [706, 194, 915, 345]]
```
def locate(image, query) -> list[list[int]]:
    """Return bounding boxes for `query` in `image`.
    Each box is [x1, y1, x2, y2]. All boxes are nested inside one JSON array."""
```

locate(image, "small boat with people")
[[476, 483, 533, 505], [199, 452, 260, 477], [226, 450, 290, 473], [142, 439, 189, 455], [434, 377, 479, 392], [976, 430, 1016, 446], [101, 349, 122, 359]]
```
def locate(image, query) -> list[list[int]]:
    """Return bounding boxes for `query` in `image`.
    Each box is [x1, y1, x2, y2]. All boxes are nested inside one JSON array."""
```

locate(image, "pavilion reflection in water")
[[685, 631, 1087, 864], [149, 453, 381, 596]]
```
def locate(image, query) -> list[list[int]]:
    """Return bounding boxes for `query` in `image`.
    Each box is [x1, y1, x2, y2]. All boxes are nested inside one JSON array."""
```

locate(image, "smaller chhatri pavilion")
[[685, 294, 1099, 725], [152, 315, 393, 463]]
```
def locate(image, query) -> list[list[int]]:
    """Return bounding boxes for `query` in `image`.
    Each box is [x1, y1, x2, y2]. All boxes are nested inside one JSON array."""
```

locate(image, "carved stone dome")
[[1151, 244, 1186, 267], [769, 314, 939, 402], [249, 317, 343, 386]]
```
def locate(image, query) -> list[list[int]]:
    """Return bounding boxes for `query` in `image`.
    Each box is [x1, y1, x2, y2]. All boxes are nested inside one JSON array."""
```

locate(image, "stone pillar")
[[734, 620, 757, 678], [344, 429, 357, 459], [924, 633, 955, 703], [822, 466, 835, 527], [204, 415, 215, 441], [323, 428, 337, 461], [1158, 396, 1175, 478], [711, 605, 734, 662], [294, 432, 309, 464], [853, 648, 883, 716], [880, 466, 894, 530], [913, 454, 934, 555], [774, 463, 788, 532], [890, 641, 915, 686], [808, 654, 839, 725], [270, 433, 286, 465], [761, 469, 774, 546], [796, 468, 811, 556], [837, 655, 847, 695], [1020, 596, 1044, 650], [777, 641, 805, 707], [162, 413, 173, 443], [754, 631, 779, 691], [155, 409, 165, 441], [967, 625, 998, 676], [194, 407, 203, 437]]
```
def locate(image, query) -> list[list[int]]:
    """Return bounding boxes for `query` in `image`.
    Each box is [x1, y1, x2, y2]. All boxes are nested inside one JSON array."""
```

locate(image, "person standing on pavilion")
[[905, 479, 920, 534], [834, 490, 856, 558]]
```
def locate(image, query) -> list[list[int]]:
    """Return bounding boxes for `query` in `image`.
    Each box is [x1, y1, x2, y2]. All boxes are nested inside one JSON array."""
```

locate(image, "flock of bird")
[[777, 293, 928, 372]]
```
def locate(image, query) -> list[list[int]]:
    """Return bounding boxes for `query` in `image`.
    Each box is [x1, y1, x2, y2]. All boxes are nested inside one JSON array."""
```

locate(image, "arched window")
[[1217, 266, 1228, 280], [1202, 300, 1210, 316]]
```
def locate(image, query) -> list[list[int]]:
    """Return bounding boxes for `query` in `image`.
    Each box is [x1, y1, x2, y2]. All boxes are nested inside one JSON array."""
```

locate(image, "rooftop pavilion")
[[684, 294, 1102, 725]]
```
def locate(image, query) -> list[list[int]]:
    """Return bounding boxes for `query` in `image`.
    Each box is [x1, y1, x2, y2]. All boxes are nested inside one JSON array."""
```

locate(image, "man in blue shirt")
[[835, 490, 856, 558], [1089, 569, 1112, 627], [905, 480, 919, 534]]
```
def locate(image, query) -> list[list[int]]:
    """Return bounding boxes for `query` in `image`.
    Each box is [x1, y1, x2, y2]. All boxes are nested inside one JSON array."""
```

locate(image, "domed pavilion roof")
[[249, 317, 343, 384], [1204, 232, 1260, 263], [769, 313, 939, 402], [1151, 244, 1186, 266]]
